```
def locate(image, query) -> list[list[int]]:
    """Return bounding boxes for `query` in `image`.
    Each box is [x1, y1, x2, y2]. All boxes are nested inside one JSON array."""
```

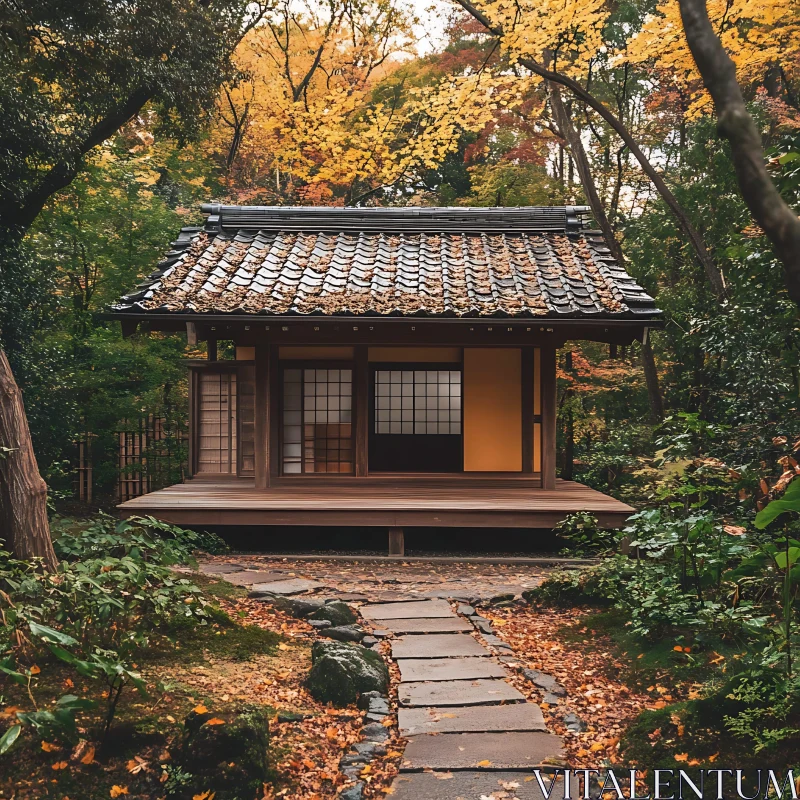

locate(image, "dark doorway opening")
[[368, 365, 463, 472]]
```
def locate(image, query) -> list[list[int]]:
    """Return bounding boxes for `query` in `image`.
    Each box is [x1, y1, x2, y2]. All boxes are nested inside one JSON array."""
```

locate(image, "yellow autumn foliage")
[[205, 0, 521, 201], [625, 0, 800, 116]]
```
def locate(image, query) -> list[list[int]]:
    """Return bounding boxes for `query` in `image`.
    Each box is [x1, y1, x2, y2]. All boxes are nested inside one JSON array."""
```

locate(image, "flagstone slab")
[[379, 617, 473, 635], [391, 634, 489, 660], [399, 678, 525, 707], [224, 570, 289, 586], [248, 578, 324, 595], [198, 563, 248, 575], [398, 703, 547, 735], [389, 770, 569, 800], [361, 599, 455, 620], [400, 731, 564, 771], [398, 657, 506, 683]]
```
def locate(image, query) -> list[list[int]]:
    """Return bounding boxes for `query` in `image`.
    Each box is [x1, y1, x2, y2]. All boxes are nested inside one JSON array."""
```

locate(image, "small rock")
[[542, 692, 563, 705], [482, 634, 512, 651], [309, 619, 332, 630], [285, 597, 327, 617], [309, 600, 358, 627], [342, 766, 362, 780], [515, 597, 529, 606], [362, 636, 379, 648], [365, 712, 386, 724], [323, 625, 365, 643], [472, 618, 494, 635], [173, 704, 269, 798], [372, 630, 392, 639], [276, 711, 311, 723], [362, 722, 390, 742], [250, 589, 279, 600], [306, 641, 389, 706], [489, 593, 515, 605], [368, 697, 390, 715], [353, 742, 386, 757], [340, 782, 364, 800], [340, 754, 369, 766], [457, 604, 476, 616], [564, 712, 586, 733], [522, 669, 566, 697], [357, 691, 384, 710]]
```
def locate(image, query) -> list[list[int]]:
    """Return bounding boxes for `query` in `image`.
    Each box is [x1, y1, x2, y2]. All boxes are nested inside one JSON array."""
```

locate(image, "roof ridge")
[[200, 204, 590, 234]]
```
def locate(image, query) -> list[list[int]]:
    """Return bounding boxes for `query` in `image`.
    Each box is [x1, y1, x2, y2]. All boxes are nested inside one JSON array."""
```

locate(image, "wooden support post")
[[188, 368, 196, 477], [388, 527, 404, 557], [268, 344, 280, 479], [521, 346, 534, 474], [186, 322, 197, 346], [254, 344, 270, 489], [540, 344, 557, 490], [355, 345, 369, 477]]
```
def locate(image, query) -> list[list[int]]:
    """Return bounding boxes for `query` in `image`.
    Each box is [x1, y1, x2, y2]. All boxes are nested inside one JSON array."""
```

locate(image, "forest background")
[[1, 0, 799, 511]]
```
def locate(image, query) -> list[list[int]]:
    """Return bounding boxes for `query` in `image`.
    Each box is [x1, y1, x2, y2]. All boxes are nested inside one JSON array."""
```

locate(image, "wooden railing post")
[[254, 344, 270, 489], [540, 344, 557, 489]]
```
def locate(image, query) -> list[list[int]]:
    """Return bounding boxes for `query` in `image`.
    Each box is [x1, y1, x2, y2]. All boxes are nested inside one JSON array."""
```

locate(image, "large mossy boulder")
[[308, 600, 357, 626], [172, 704, 270, 799], [306, 641, 389, 706]]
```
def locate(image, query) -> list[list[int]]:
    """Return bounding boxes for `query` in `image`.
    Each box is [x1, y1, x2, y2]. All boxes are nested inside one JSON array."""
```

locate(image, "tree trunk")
[[677, 0, 800, 307], [0, 350, 57, 570], [549, 84, 625, 266], [549, 84, 666, 421], [641, 337, 665, 422]]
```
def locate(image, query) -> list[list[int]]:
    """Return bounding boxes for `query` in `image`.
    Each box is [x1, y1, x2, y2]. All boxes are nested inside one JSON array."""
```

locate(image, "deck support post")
[[521, 346, 534, 474], [388, 527, 404, 556], [355, 345, 369, 477], [540, 344, 557, 489], [254, 343, 270, 489]]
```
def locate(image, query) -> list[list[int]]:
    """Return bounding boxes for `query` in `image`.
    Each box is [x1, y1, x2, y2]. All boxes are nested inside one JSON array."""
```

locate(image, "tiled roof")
[[113, 205, 660, 320]]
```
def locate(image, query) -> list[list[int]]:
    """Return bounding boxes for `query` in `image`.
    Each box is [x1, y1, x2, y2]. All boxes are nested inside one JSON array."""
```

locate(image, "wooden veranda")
[[117, 474, 633, 530]]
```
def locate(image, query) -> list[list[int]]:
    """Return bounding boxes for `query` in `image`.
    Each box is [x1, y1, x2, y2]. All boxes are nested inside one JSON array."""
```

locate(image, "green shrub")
[[555, 512, 619, 556]]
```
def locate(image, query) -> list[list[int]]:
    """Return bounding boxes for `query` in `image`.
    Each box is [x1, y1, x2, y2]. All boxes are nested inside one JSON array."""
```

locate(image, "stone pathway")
[[358, 596, 565, 799], [195, 557, 551, 603]]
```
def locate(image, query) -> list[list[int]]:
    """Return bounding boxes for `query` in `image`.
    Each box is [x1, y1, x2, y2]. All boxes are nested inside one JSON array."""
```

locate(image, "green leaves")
[[16, 694, 97, 744], [0, 725, 21, 755], [28, 622, 78, 648], [754, 479, 800, 529]]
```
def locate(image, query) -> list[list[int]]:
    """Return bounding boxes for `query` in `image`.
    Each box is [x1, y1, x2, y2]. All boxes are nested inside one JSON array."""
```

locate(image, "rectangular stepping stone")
[[361, 599, 455, 620], [399, 678, 525, 707], [391, 634, 489, 659], [378, 617, 472, 635], [398, 703, 547, 735], [199, 563, 248, 574], [224, 570, 288, 585], [389, 770, 571, 800], [249, 577, 324, 595], [400, 731, 564, 771], [398, 657, 506, 683]]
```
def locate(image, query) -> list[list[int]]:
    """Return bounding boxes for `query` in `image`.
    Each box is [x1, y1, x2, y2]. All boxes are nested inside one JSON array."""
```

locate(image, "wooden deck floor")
[[117, 475, 634, 529]]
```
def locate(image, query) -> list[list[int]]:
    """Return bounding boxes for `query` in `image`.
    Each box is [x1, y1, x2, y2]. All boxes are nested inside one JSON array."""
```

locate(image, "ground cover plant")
[[529, 432, 800, 773], [0, 515, 383, 799]]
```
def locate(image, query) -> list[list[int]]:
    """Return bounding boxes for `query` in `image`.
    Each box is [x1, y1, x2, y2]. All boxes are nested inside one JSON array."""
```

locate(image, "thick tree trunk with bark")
[[677, 0, 800, 306], [0, 350, 57, 569]]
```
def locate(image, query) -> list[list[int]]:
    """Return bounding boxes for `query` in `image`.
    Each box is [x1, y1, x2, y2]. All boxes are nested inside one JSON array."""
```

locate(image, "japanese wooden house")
[[111, 204, 661, 553]]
